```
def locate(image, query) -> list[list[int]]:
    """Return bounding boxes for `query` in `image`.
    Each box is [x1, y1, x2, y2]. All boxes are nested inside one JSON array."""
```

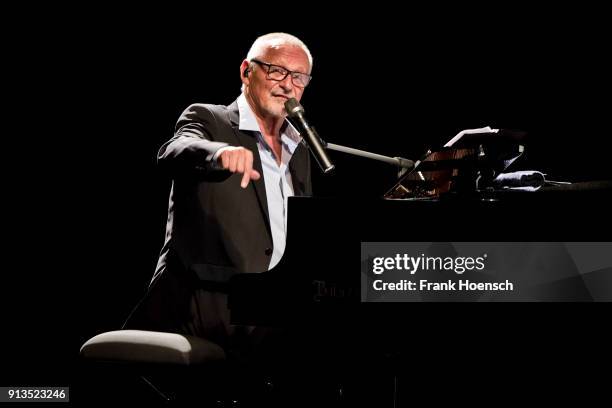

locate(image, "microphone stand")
[[323, 141, 415, 177]]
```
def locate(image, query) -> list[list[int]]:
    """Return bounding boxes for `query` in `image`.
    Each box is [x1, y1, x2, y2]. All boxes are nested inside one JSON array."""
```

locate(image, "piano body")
[[227, 137, 612, 367]]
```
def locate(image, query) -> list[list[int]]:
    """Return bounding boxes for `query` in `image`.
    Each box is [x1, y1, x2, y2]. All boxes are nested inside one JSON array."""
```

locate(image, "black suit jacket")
[[123, 100, 311, 335], [154, 100, 312, 284]]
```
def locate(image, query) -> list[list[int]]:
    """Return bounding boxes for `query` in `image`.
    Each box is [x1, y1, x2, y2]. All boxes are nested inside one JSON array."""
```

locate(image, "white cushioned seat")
[[80, 330, 226, 365]]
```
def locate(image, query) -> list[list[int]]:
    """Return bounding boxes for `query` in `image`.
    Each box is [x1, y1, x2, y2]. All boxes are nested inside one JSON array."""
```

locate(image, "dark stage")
[[2, 6, 611, 405]]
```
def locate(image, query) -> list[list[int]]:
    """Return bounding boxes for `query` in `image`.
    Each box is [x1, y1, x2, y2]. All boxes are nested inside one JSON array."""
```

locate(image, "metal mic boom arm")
[[322, 139, 415, 176]]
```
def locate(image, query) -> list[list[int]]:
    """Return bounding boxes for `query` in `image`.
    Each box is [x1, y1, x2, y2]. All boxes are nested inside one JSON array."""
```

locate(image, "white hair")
[[246, 32, 313, 72]]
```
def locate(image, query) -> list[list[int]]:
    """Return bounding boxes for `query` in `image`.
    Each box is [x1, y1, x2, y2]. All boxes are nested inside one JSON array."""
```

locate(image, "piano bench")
[[79, 329, 226, 365], [79, 330, 229, 403]]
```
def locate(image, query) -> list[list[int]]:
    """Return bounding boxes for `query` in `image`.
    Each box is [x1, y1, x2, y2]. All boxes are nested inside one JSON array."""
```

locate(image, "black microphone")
[[284, 98, 335, 174]]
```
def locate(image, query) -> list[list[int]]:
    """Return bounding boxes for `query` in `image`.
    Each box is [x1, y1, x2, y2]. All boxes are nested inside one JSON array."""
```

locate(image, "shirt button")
[[265, 248, 273, 256]]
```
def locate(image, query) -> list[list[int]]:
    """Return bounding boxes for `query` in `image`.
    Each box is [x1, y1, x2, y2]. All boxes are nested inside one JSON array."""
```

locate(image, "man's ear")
[[240, 60, 250, 80]]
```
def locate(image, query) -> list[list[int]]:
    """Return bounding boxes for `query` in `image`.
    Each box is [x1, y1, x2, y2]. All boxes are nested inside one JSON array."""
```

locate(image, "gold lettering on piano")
[[313, 280, 357, 302]]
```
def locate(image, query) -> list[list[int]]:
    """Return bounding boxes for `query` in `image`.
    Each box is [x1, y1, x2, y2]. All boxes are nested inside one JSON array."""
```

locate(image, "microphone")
[[284, 98, 335, 174]]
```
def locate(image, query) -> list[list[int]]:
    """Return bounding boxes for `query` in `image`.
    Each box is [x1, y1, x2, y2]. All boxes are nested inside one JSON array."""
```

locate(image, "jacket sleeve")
[[157, 104, 231, 179]]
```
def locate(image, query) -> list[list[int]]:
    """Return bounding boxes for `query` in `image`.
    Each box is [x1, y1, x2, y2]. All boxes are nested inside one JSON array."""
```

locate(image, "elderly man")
[[123, 33, 313, 356]]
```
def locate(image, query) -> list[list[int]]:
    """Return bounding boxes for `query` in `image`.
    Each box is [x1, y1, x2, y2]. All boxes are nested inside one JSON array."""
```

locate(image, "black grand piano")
[[227, 133, 612, 376]]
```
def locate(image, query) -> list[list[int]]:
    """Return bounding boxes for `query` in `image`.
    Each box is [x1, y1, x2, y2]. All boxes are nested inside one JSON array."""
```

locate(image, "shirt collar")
[[237, 93, 260, 132], [237, 93, 302, 154]]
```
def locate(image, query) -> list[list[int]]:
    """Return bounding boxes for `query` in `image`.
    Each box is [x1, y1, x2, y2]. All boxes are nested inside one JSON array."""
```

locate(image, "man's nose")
[[278, 75, 294, 91]]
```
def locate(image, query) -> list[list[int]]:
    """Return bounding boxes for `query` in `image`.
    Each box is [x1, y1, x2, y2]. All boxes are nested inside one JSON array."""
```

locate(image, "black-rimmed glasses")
[[250, 58, 312, 88]]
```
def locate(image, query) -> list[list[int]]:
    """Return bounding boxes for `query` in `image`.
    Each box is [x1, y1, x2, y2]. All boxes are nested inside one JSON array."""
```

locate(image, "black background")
[[2, 4, 610, 396]]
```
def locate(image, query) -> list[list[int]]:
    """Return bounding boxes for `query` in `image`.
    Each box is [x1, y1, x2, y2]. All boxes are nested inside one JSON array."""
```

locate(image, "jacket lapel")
[[289, 143, 308, 196], [226, 102, 272, 238]]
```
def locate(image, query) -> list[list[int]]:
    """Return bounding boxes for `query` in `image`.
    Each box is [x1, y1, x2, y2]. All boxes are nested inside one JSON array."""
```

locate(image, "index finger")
[[240, 151, 254, 188]]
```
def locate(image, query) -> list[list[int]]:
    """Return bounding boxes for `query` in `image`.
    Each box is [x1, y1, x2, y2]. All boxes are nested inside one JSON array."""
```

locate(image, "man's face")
[[243, 44, 311, 120]]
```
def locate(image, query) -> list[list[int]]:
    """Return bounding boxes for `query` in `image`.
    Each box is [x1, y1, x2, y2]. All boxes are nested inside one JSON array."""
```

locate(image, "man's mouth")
[[273, 95, 290, 100]]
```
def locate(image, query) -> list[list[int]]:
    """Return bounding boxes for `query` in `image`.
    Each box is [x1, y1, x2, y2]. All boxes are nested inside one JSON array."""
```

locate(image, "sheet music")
[[444, 126, 499, 147]]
